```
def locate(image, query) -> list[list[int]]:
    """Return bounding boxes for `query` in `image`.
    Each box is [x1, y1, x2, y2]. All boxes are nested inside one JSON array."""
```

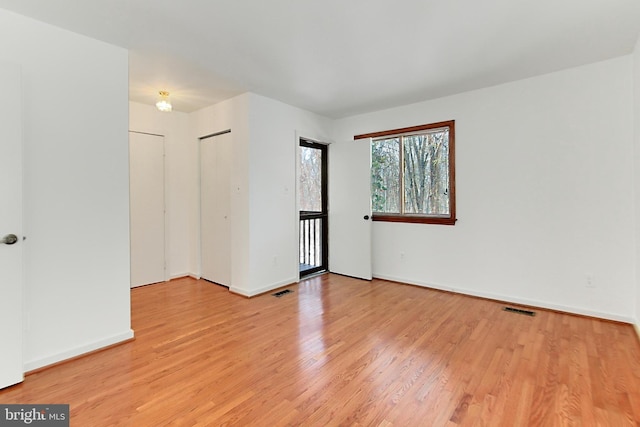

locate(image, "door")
[[201, 132, 232, 287], [129, 132, 166, 288], [328, 138, 372, 280], [0, 62, 24, 389], [299, 139, 328, 277]]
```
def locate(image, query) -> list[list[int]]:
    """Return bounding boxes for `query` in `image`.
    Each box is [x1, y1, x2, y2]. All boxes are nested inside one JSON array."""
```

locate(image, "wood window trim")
[[356, 120, 457, 226]]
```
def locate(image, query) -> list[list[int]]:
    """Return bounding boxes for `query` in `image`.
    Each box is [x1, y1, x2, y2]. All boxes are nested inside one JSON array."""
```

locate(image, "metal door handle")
[[363, 215, 370, 220], [1, 234, 18, 245]]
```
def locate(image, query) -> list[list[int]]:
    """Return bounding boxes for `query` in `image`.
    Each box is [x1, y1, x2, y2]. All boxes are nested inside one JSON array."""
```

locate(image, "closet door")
[[200, 132, 231, 287], [0, 61, 23, 389], [129, 132, 166, 288]]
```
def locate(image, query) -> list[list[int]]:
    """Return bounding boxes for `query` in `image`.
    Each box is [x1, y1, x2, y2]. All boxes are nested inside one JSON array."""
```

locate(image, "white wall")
[[189, 94, 251, 291], [129, 102, 191, 279], [246, 94, 333, 296], [190, 93, 333, 296], [334, 56, 636, 322], [0, 9, 132, 370]]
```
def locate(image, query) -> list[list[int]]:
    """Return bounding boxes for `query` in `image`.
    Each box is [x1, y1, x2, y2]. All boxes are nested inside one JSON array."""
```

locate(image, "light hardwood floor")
[[2, 274, 640, 426]]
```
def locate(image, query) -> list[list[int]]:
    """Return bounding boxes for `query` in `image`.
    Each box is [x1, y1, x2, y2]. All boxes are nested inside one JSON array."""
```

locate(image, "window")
[[356, 120, 456, 225]]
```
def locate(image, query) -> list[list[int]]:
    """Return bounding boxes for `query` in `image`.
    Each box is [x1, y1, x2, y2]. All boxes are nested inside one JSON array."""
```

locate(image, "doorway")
[[299, 139, 328, 277], [200, 131, 232, 287], [129, 131, 166, 288]]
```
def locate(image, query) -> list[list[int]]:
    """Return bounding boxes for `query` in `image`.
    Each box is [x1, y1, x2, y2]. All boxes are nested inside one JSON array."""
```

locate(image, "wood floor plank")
[[1, 274, 639, 426]]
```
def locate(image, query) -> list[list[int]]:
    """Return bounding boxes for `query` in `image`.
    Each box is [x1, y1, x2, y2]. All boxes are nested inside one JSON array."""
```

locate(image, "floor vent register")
[[503, 306, 536, 316]]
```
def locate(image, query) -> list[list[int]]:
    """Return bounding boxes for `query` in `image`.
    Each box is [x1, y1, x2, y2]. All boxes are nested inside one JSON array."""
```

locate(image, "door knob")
[[1, 234, 18, 245], [363, 215, 370, 220]]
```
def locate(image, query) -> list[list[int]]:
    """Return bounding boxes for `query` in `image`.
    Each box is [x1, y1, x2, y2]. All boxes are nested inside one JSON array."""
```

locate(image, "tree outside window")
[[361, 120, 456, 225]]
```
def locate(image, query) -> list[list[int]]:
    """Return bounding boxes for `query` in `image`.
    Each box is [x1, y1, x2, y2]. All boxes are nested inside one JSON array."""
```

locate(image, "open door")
[[328, 138, 372, 280], [0, 61, 24, 389], [129, 132, 166, 288], [200, 132, 232, 287]]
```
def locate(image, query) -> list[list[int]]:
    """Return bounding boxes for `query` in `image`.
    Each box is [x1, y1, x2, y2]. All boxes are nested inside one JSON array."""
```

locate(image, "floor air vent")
[[272, 289, 293, 298], [503, 306, 536, 316]]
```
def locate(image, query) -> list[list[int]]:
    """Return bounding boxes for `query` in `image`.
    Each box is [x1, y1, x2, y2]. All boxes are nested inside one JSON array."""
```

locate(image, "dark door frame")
[[299, 138, 328, 277]]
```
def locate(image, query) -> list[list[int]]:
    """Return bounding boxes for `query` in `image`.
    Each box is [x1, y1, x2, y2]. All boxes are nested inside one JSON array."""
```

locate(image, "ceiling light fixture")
[[156, 90, 172, 112]]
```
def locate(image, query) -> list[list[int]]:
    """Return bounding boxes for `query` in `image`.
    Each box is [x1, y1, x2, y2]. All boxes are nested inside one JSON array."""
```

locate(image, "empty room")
[[1, 1, 640, 425]]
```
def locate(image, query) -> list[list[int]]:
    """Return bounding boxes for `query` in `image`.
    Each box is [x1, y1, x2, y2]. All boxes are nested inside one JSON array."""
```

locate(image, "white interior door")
[[0, 62, 24, 389], [329, 138, 372, 280], [201, 132, 232, 287], [129, 132, 166, 288]]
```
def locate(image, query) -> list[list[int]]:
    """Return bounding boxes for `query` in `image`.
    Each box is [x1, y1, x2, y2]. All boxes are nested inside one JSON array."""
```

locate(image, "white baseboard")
[[373, 274, 635, 324], [634, 323, 640, 342], [230, 278, 296, 298], [23, 329, 135, 372], [169, 272, 192, 280]]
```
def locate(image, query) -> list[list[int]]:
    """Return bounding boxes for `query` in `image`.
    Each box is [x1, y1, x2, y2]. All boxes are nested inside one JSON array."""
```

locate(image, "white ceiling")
[[1, 0, 639, 118]]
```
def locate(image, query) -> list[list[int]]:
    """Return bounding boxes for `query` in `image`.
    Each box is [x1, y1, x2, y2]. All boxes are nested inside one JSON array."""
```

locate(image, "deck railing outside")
[[299, 215, 323, 273]]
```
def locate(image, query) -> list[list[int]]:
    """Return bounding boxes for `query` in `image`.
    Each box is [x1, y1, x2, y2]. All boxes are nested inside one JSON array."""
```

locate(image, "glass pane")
[[403, 130, 450, 215], [299, 146, 322, 212], [371, 137, 400, 213]]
